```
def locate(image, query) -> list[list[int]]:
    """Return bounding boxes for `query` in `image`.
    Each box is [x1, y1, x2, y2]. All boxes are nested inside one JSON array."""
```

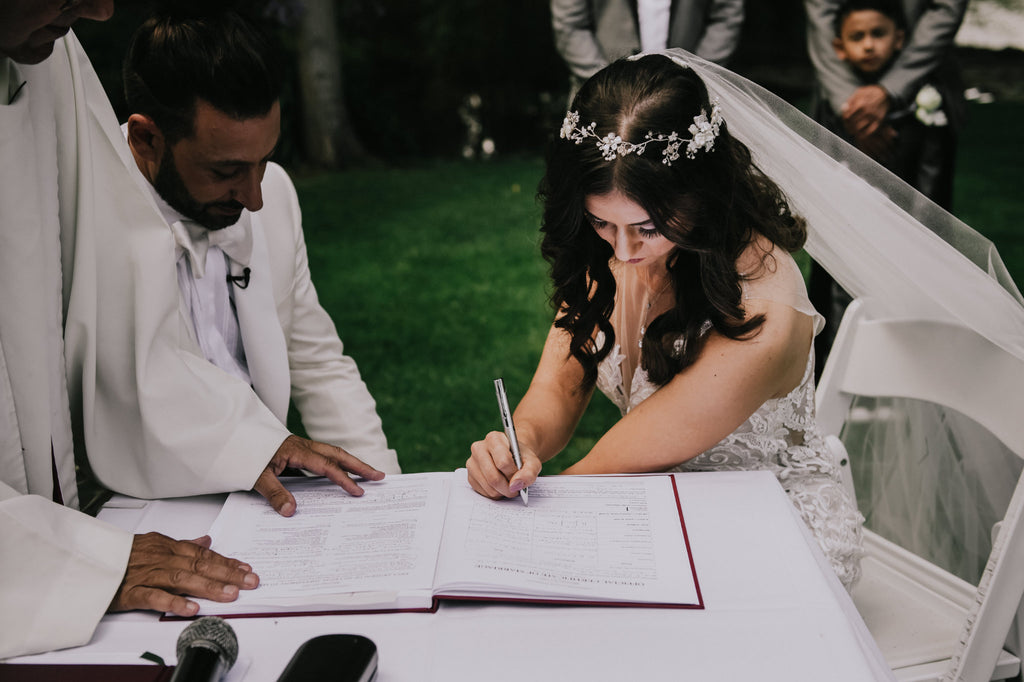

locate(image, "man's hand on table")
[[254, 434, 386, 517], [109, 533, 258, 618]]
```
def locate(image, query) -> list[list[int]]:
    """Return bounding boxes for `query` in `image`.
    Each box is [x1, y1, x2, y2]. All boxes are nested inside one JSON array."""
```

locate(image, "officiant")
[[63, 6, 399, 522], [0, 0, 263, 659]]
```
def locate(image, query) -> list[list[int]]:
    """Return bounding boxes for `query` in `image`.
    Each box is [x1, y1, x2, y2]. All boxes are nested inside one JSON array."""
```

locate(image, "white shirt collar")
[[637, 0, 672, 52]]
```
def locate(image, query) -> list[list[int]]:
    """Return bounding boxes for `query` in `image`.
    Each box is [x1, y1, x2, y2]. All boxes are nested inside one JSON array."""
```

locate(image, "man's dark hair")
[[833, 0, 907, 36], [123, 8, 283, 143]]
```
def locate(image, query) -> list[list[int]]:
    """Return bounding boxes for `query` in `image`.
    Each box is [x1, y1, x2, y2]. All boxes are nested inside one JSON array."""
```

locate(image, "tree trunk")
[[297, 0, 370, 167]]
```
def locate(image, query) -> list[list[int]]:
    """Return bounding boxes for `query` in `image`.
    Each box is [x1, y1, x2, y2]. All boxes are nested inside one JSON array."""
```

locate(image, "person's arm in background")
[[552, 0, 609, 82], [877, 0, 966, 107], [692, 0, 745, 65], [843, 0, 965, 151], [805, 0, 892, 159], [804, 0, 860, 116]]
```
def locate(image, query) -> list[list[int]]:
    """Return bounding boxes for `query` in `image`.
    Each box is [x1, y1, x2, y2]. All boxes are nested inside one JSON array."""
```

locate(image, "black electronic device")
[[276, 634, 378, 682]]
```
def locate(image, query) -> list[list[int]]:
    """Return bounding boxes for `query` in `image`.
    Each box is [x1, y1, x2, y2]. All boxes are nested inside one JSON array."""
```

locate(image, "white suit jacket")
[[153, 160, 402, 475], [805, 0, 968, 124], [551, 0, 744, 82], [248, 167, 401, 474], [60, 99, 400, 500], [0, 39, 133, 659]]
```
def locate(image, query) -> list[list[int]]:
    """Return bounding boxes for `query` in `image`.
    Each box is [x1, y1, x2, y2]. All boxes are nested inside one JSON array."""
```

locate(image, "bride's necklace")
[[638, 277, 672, 349]]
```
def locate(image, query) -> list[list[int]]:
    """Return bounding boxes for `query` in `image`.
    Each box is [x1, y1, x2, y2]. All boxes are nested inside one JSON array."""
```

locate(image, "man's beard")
[[152, 148, 244, 230]]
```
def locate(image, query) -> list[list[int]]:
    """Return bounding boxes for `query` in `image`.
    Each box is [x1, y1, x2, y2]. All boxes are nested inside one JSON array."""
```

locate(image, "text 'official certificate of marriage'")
[[192, 470, 702, 617]]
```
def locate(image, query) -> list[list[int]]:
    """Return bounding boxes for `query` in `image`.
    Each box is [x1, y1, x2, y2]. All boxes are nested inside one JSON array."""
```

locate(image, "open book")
[[192, 470, 702, 616]]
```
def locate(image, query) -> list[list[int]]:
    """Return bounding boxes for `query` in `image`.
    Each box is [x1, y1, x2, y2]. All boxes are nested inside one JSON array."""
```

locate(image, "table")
[[6, 470, 894, 681]]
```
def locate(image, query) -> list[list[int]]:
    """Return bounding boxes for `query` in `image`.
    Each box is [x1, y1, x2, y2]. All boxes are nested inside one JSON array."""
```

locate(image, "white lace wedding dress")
[[594, 248, 864, 589]]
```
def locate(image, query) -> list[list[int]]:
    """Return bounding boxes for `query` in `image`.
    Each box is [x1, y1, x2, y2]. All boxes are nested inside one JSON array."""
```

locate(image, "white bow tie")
[[170, 218, 253, 279]]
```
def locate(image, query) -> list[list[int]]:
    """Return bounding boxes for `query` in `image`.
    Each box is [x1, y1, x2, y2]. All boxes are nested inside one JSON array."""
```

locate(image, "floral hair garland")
[[559, 98, 723, 165]]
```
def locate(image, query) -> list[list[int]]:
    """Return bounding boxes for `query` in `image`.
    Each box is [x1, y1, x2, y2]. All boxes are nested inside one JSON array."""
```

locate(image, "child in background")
[[808, 0, 963, 378], [817, 0, 957, 205]]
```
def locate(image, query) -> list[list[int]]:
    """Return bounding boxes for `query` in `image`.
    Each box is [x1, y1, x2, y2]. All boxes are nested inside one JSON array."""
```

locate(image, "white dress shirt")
[[638, 0, 673, 52], [169, 216, 253, 386]]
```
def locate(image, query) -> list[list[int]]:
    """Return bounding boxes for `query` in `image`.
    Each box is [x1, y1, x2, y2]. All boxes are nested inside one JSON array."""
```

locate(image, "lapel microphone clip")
[[227, 267, 251, 289]]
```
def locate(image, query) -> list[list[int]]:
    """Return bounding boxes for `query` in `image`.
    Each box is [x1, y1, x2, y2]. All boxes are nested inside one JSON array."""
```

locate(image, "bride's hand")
[[467, 430, 542, 499]]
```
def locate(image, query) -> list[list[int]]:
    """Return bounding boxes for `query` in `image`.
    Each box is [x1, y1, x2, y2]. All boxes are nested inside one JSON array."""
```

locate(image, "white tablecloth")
[[8, 470, 894, 681]]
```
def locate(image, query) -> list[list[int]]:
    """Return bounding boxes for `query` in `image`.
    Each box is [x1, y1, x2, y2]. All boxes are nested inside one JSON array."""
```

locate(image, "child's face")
[[832, 10, 905, 75]]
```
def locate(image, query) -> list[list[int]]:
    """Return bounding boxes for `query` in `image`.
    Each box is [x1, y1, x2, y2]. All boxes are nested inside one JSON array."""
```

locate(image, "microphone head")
[[175, 616, 239, 669]]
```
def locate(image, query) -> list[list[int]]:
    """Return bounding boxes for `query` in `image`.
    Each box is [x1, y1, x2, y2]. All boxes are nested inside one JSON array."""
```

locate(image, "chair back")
[[816, 297, 1024, 681]]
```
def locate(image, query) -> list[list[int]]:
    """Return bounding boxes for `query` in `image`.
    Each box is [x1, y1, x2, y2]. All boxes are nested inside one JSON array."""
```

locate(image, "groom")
[[64, 8, 399, 518]]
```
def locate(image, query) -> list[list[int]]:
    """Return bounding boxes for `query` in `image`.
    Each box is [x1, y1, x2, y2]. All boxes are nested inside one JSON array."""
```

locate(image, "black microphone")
[[227, 266, 251, 289], [169, 616, 239, 682]]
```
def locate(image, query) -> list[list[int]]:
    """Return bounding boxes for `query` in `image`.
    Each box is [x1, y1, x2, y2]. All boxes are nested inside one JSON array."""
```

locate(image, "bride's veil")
[[644, 49, 1024, 584]]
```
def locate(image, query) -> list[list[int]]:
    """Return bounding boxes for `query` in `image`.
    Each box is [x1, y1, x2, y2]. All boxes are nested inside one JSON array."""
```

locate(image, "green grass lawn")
[[292, 99, 1023, 475], [291, 159, 620, 473], [952, 101, 1024, 279]]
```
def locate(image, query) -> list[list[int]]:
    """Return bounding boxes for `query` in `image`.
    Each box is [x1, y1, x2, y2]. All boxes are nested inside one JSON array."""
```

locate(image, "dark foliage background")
[[75, 1, 812, 166]]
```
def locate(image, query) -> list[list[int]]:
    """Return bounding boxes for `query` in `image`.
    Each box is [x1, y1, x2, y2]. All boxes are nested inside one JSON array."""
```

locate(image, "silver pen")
[[494, 378, 528, 505]]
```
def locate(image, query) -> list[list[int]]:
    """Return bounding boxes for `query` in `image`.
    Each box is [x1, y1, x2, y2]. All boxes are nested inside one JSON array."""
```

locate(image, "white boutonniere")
[[914, 85, 948, 127]]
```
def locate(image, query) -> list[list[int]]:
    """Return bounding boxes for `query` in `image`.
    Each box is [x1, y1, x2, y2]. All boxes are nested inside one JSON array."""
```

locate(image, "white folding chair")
[[816, 297, 1024, 682]]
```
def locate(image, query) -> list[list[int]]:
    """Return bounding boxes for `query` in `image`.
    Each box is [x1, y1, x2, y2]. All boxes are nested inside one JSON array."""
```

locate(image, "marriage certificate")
[[192, 470, 702, 616]]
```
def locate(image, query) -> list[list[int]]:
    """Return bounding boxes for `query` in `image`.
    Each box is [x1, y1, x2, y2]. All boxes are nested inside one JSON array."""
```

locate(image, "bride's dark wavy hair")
[[539, 54, 807, 389]]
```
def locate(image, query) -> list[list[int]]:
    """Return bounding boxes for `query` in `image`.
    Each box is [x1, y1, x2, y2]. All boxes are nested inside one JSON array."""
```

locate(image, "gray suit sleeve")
[[692, 0, 745, 65], [552, 0, 610, 81], [878, 0, 967, 105], [805, 0, 860, 114]]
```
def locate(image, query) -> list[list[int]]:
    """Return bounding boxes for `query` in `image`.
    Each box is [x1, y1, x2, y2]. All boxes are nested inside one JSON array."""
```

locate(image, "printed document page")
[[195, 472, 451, 614], [185, 470, 700, 616], [434, 472, 700, 606]]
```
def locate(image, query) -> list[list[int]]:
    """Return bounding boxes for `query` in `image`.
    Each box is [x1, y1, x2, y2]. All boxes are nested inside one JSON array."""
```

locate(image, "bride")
[[467, 53, 864, 588]]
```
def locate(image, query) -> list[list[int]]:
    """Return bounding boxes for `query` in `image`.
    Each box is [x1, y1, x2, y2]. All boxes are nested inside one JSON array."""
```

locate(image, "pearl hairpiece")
[[559, 98, 723, 165]]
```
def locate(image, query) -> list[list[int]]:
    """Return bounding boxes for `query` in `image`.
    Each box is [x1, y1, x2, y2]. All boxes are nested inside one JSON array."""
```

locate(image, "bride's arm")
[[467, 322, 594, 498], [513, 324, 595, 460], [561, 299, 813, 475]]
